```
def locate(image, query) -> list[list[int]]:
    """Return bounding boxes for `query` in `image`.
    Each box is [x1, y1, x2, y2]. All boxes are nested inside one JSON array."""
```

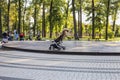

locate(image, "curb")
[[2, 45, 120, 56]]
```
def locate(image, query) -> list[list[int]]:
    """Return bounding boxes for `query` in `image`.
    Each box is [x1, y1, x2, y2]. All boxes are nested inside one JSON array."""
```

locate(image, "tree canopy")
[[0, 0, 120, 40]]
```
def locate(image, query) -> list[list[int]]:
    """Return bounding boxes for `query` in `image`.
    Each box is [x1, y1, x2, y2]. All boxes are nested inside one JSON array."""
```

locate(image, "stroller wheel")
[[49, 46, 54, 50], [63, 47, 66, 50], [57, 48, 61, 50], [49, 46, 51, 50]]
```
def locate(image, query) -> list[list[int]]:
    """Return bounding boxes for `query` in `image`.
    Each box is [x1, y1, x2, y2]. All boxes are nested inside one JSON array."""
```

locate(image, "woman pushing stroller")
[[49, 28, 69, 50]]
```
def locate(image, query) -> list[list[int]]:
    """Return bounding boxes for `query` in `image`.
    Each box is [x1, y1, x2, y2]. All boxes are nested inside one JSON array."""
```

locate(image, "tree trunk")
[[33, 2, 37, 37], [105, 0, 110, 40], [78, 10, 80, 37], [79, 0, 82, 38], [65, 0, 70, 28], [23, 0, 27, 34], [18, 0, 21, 34], [14, 2, 18, 30], [42, 2, 46, 37], [92, 0, 95, 39], [0, 7, 2, 37], [72, 0, 77, 40], [49, 0, 53, 38], [7, 0, 10, 32], [112, 6, 118, 32]]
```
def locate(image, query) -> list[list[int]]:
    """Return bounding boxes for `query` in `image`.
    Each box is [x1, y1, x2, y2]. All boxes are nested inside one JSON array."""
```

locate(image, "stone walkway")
[[0, 50, 120, 80], [1, 41, 120, 80], [2, 41, 120, 55]]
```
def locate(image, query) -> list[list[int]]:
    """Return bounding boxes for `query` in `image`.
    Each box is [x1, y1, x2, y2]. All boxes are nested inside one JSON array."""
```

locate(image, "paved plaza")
[[1, 41, 120, 80], [2, 41, 120, 55], [0, 50, 120, 80]]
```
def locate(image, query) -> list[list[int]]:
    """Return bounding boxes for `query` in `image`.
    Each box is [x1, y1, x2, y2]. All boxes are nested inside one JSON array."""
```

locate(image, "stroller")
[[49, 28, 68, 50], [49, 40, 65, 50]]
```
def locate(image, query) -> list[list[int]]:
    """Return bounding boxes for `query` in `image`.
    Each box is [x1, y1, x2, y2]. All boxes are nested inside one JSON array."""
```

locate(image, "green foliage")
[[0, 0, 120, 40], [103, 28, 114, 39], [108, 31, 114, 39]]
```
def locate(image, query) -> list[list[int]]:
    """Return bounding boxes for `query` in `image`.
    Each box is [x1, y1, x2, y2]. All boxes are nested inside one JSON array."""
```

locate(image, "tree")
[[49, 0, 53, 38], [111, 0, 120, 32], [78, 0, 83, 38], [92, 0, 95, 39], [0, 0, 7, 37], [23, 0, 27, 33], [18, 0, 22, 34], [42, 1, 46, 37], [33, 0, 37, 37], [0, 6, 2, 37], [12, 0, 18, 30], [72, 0, 77, 40], [7, 0, 10, 32], [0, 0, 119, 40], [64, 0, 70, 28], [105, 0, 111, 40]]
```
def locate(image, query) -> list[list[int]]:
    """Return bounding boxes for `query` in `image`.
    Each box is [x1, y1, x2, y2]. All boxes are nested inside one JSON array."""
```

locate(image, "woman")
[[49, 28, 69, 50]]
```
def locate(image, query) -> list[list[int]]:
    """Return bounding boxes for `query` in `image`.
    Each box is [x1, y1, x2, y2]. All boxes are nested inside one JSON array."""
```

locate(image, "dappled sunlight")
[[104, 43, 120, 47], [6, 59, 31, 63]]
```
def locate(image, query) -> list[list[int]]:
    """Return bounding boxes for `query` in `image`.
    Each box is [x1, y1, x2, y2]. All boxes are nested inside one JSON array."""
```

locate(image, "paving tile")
[[3, 41, 120, 53], [0, 51, 120, 80]]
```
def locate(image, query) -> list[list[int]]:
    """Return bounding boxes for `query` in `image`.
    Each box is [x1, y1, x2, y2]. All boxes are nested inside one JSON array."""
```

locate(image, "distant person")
[[19, 32, 24, 41], [14, 29, 17, 34], [36, 31, 41, 41], [8, 31, 13, 41], [115, 28, 119, 37], [28, 30, 33, 41], [76, 33, 79, 40], [14, 31, 19, 40], [14, 29, 17, 40], [36, 34, 41, 41], [1, 31, 8, 43]]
